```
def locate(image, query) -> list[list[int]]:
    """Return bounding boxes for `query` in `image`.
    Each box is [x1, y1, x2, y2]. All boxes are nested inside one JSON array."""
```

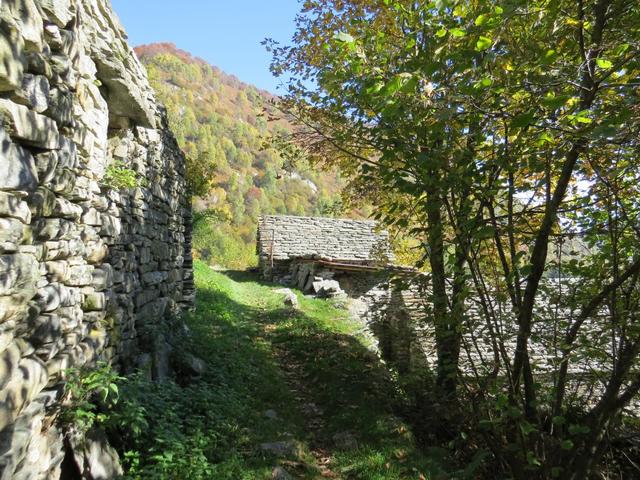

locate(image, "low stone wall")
[[0, 0, 193, 477], [279, 260, 621, 405]]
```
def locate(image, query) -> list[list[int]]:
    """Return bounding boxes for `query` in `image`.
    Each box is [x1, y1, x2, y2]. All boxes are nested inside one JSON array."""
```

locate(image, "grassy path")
[[119, 261, 446, 479]]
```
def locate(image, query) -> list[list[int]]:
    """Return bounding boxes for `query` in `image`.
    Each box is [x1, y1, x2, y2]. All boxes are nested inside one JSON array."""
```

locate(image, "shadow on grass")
[[109, 265, 452, 479], [217, 268, 452, 479]]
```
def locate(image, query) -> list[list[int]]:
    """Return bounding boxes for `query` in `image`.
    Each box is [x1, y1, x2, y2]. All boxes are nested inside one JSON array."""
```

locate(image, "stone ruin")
[[0, 0, 193, 477]]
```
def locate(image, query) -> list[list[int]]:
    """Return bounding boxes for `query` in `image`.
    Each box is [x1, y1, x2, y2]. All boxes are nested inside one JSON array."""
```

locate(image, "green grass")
[[110, 260, 449, 479]]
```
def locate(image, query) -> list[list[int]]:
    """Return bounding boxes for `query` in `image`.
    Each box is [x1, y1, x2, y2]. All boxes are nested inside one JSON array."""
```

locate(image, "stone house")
[[257, 215, 428, 372]]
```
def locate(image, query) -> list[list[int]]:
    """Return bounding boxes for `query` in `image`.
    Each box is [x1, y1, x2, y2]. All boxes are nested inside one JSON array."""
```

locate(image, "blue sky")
[[111, 0, 301, 93]]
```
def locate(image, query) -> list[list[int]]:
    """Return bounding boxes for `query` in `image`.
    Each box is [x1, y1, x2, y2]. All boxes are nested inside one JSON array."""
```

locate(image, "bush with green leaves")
[[103, 160, 140, 190], [61, 361, 123, 432]]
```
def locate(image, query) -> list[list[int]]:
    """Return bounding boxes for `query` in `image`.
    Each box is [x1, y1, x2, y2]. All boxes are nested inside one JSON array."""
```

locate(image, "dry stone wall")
[[0, 0, 193, 477]]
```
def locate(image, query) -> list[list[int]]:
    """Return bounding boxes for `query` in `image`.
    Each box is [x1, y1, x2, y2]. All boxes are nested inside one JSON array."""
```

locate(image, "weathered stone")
[[85, 241, 108, 264], [0, 2, 194, 477], [0, 20, 25, 92], [0, 343, 21, 390], [82, 292, 106, 311], [142, 271, 167, 286], [40, 0, 76, 28], [82, 207, 102, 226], [92, 265, 113, 291], [0, 192, 31, 223], [99, 215, 121, 237], [34, 151, 59, 186], [28, 187, 56, 217], [0, 253, 38, 322], [52, 197, 82, 220], [25, 52, 51, 78], [45, 87, 74, 127], [0, 357, 48, 431], [0, 218, 27, 248], [68, 428, 123, 480], [275, 288, 298, 308], [12, 73, 49, 113], [57, 135, 78, 169], [28, 313, 62, 345], [0, 129, 38, 191], [0, 99, 59, 149], [33, 218, 75, 241], [44, 261, 69, 282], [49, 168, 75, 195], [66, 265, 93, 287], [36, 283, 79, 312], [5, 0, 43, 52]]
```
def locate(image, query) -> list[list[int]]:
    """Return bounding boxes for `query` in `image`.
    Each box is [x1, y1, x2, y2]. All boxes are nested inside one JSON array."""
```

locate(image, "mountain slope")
[[134, 43, 350, 267]]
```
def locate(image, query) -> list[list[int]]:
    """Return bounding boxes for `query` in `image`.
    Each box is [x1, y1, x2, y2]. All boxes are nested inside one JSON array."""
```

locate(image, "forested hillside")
[[134, 43, 356, 267]]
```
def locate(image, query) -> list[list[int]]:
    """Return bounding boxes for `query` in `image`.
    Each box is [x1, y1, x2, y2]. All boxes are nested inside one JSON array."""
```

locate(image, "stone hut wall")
[[257, 215, 393, 278], [0, 0, 193, 477]]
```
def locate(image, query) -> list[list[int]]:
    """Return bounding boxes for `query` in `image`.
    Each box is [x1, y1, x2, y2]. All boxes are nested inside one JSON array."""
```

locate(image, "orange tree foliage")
[[135, 43, 353, 267]]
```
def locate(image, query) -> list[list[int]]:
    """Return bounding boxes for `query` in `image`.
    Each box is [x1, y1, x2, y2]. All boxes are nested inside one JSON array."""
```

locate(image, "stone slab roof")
[[258, 215, 392, 263]]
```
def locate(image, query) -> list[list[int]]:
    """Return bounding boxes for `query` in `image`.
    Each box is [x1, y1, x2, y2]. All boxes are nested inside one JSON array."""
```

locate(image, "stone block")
[[49, 168, 75, 195], [5, 0, 44, 52], [36, 283, 79, 312], [33, 218, 75, 241], [0, 19, 25, 92], [40, 0, 75, 28], [44, 261, 69, 282], [0, 99, 59, 149], [0, 129, 38, 191], [34, 151, 59, 186], [0, 218, 27, 250], [28, 187, 56, 217], [99, 216, 121, 237], [28, 314, 62, 345], [45, 87, 74, 127], [25, 52, 51, 78], [68, 428, 123, 480], [57, 136, 78, 169], [141, 270, 167, 286], [52, 197, 82, 220], [0, 357, 48, 431], [82, 292, 105, 312], [85, 241, 108, 264], [12, 73, 49, 113], [66, 265, 93, 287], [0, 192, 30, 224], [81, 207, 101, 226], [92, 265, 113, 291], [0, 253, 38, 322]]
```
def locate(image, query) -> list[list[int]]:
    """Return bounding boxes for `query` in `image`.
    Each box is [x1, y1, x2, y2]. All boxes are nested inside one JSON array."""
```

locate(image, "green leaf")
[[435, 28, 447, 37], [561, 439, 574, 450], [596, 58, 613, 69], [475, 14, 488, 26], [510, 111, 535, 129], [494, 6, 504, 14], [476, 36, 492, 51], [450, 28, 466, 37], [334, 32, 354, 43], [474, 77, 493, 89], [541, 93, 570, 110]]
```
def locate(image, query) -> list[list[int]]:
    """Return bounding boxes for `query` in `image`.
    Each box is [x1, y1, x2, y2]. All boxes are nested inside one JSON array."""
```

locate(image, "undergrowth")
[[101, 260, 456, 479]]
